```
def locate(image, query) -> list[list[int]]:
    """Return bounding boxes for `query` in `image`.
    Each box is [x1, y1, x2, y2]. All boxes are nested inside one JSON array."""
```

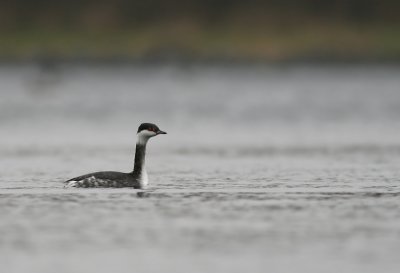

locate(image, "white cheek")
[[137, 130, 156, 144]]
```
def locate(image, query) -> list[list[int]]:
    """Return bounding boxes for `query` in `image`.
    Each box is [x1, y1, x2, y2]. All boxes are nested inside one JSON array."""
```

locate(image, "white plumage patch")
[[139, 170, 149, 189], [65, 180, 78, 187], [136, 130, 156, 145]]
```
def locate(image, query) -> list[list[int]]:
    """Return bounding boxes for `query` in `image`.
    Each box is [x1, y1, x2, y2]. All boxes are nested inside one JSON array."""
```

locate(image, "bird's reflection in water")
[[136, 191, 151, 198]]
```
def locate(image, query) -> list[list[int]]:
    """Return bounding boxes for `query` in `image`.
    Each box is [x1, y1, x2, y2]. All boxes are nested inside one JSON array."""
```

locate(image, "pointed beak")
[[157, 130, 167, 135]]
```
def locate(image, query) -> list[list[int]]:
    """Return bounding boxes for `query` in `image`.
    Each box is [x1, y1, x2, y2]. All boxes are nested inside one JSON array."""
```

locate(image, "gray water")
[[1, 64, 400, 273]]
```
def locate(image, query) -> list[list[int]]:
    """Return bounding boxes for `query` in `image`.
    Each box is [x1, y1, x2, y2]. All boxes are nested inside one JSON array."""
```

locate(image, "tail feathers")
[[64, 180, 79, 188]]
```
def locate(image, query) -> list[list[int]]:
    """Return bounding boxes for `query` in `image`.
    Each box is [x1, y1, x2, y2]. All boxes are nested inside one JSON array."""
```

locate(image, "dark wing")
[[65, 171, 127, 182]]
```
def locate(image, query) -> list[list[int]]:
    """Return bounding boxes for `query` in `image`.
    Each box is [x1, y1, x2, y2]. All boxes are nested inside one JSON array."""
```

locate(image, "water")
[[1, 64, 400, 273]]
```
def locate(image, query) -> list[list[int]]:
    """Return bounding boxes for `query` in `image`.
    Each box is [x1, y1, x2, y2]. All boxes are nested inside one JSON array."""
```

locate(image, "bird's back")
[[65, 171, 138, 188]]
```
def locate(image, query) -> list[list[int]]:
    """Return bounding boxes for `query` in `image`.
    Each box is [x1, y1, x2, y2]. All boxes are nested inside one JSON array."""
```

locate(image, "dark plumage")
[[65, 171, 137, 188]]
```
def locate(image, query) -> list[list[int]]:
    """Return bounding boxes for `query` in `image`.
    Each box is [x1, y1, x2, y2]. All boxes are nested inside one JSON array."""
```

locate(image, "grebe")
[[65, 123, 166, 188]]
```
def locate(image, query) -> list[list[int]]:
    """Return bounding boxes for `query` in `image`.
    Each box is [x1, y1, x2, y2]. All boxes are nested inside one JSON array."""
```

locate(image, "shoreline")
[[0, 56, 399, 67]]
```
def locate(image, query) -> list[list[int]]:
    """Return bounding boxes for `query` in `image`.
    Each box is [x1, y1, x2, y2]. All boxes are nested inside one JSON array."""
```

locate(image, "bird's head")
[[137, 123, 167, 144]]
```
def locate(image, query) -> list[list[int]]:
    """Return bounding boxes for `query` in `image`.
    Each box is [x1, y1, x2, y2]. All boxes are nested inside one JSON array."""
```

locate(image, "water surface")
[[1, 64, 400, 273]]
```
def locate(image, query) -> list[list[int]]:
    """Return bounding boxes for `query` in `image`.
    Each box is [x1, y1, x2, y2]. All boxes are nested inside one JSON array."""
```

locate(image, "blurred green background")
[[1, 0, 399, 62]]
